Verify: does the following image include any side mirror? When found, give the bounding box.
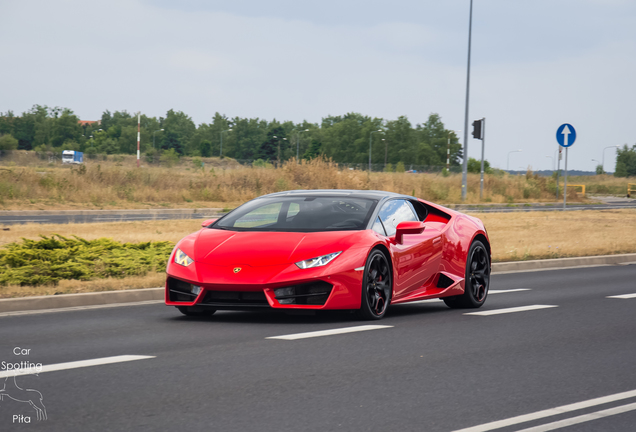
[395,221,425,244]
[201,218,218,227]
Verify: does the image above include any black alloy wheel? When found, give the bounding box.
[357,250,392,320]
[443,240,490,309]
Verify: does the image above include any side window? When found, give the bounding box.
[372,216,386,236]
[378,200,418,237]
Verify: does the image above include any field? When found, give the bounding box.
[1,152,631,211]
[1,209,635,298]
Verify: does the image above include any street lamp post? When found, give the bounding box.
[272,136,287,167]
[153,129,164,150]
[507,150,522,172]
[297,129,309,163]
[220,129,232,158]
[461,0,475,201]
[383,139,388,169]
[369,129,383,172]
[602,145,620,174]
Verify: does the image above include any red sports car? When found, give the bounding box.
[165,190,491,320]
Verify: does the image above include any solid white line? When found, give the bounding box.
[0,300,164,318]
[0,355,155,378]
[515,402,636,432]
[607,293,636,299]
[451,389,636,432]
[266,325,393,340]
[0,219,49,222]
[489,289,531,294]
[464,305,558,316]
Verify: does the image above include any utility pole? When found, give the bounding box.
[461,0,474,201]
[136,112,140,168]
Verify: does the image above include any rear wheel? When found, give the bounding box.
[356,250,392,320]
[176,306,217,317]
[443,240,490,309]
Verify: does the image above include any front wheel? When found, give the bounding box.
[356,250,392,320]
[443,240,490,309]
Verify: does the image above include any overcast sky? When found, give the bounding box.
[1,0,634,171]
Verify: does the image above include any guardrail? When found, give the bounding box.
[560,184,586,196]
[628,183,636,198]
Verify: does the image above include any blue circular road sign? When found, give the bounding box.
[556,123,576,148]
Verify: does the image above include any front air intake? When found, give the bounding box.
[274,281,333,306]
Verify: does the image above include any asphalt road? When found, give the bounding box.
[0,210,224,226]
[1,265,636,431]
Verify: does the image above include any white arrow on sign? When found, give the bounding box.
[561,125,571,147]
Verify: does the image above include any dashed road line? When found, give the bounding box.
[489,289,531,294]
[266,325,393,340]
[607,293,636,299]
[0,355,155,378]
[451,388,636,432]
[464,305,558,316]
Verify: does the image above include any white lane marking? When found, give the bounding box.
[607,293,636,299]
[451,388,636,432]
[0,355,155,378]
[464,305,558,316]
[489,289,531,294]
[0,300,163,318]
[515,402,636,432]
[93,217,156,221]
[266,325,392,340]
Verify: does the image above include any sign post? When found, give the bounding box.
[556,124,576,209]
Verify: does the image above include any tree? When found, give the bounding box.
[51,109,81,147]
[0,134,18,150]
[161,130,184,155]
[200,140,212,157]
[596,165,604,175]
[467,157,492,174]
[614,144,636,177]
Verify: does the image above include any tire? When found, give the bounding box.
[443,240,490,309]
[176,306,217,317]
[356,250,392,320]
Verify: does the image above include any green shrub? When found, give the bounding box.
[0,235,174,286]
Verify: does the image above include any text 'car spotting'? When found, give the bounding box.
[165,190,491,320]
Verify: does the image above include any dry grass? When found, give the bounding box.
[1,157,610,210]
[2,209,635,298]
[474,209,636,262]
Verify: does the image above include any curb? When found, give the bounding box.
[1,253,635,314]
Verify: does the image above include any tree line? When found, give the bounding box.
[1,105,634,176]
[0,105,463,169]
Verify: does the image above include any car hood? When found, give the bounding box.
[193,229,367,267]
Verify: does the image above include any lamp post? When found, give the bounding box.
[602,145,620,174]
[447,130,461,170]
[369,129,383,172]
[546,155,554,172]
[272,136,287,167]
[297,128,309,162]
[153,129,164,150]
[507,149,522,171]
[382,139,388,169]
[461,0,475,201]
[220,129,232,158]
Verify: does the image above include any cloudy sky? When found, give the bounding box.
[1,0,634,171]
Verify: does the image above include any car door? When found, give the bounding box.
[378,200,443,300]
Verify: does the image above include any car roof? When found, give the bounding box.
[260,189,411,200]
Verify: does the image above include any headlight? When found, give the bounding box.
[174,249,194,267]
[295,251,341,269]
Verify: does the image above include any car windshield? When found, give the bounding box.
[212,196,378,232]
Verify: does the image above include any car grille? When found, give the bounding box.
[274,281,333,306]
[200,290,269,307]
[168,278,199,303]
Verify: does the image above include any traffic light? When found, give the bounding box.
[472,119,484,140]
